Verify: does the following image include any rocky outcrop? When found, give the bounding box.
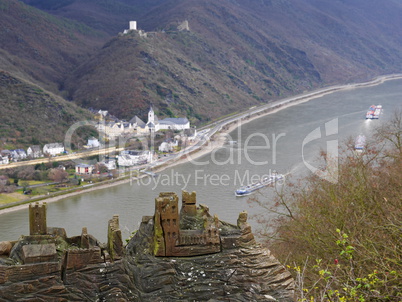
[0,194,295,301]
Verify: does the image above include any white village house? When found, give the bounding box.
[43,143,65,156]
[27,145,43,158]
[0,150,11,165]
[10,149,27,161]
[87,137,100,148]
[99,160,116,171]
[96,121,136,139]
[158,140,179,152]
[0,155,9,165]
[117,150,151,167]
[75,164,95,175]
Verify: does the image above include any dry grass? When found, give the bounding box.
[0,192,25,205]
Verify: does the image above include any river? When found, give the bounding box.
[1,79,401,242]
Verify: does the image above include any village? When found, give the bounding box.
[90,106,196,165]
[0,107,199,203]
[0,20,197,200]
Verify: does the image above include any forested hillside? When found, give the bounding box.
[61,0,402,121]
[0,71,95,149]
[1,0,402,140]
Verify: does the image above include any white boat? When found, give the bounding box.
[366,105,382,119]
[365,105,376,119]
[372,105,382,119]
[235,173,284,197]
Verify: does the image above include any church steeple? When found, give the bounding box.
[148,106,155,124]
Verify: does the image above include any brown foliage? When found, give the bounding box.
[47,168,69,183]
[0,71,97,150]
[0,183,15,193]
[255,111,402,299]
[0,175,14,193]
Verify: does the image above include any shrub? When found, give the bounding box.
[48,168,69,183]
[253,109,402,300]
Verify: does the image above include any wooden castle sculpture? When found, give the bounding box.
[0,202,124,285]
[0,194,294,301]
[152,191,253,257]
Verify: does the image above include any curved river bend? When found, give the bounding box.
[1,79,401,242]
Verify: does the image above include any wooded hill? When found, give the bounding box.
[1,0,402,147]
[0,71,96,149]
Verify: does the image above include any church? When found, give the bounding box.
[144,107,190,132]
[95,107,190,137]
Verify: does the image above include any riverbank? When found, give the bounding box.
[1,73,401,215]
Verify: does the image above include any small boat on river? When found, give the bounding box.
[235,173,284,197]
[372,105,382,119]
[365,105,376,119]
[366,105,382,119]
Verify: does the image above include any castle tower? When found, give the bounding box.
[181,190,197,216]
[129,21,137,31]
[29,202,47,235]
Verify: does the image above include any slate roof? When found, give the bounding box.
[159,118,189,125]
[129,116,146,127]
[76,164,94,168]
[44,143,64,149]
[0,150,11,156]
[28,145,41,152]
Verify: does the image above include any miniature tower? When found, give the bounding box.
[80,227,90,249]
[107,215,123,260]
[181,190,197,216]
[152,192,222,257]
[29,202,47,235]
[154,192,179,256]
